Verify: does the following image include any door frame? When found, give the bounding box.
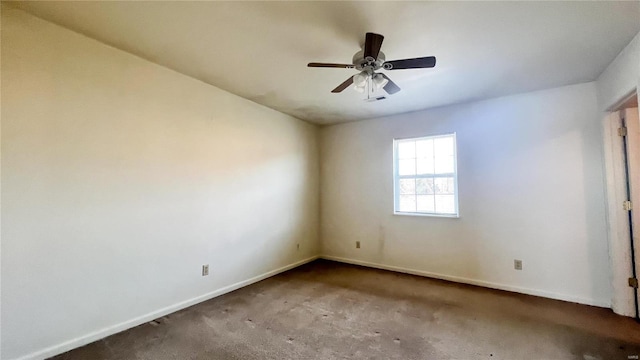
[602,91,639,318]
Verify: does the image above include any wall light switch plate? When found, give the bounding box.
[356,241,361,249]
[202,265,209,276]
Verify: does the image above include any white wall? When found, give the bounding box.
[1,8,319,360]
[320,82,610,307]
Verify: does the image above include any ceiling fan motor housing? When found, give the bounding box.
[353,50,386,73]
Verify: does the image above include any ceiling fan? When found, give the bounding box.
[308,32,436,99]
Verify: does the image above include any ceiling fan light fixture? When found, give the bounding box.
[372,73,388,89]
[354,84,366,93]
[353,71,368,87]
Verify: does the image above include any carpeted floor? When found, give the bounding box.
[51,260,640,360]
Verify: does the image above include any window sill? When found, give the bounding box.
[393,211,460,219]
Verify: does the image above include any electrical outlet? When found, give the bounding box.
[514,259,522,270]
[356,241,361,249]
[202,265,209,276]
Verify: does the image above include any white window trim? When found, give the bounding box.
[393,132,459,218]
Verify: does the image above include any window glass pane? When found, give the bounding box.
[415,139,433,158]
[397,141,416,159]
[434,177,455,194]
[416,157,434,174]
[434,137,454,156]
[416,178,434,195]
[398,159,416,176]
[399,195,416,212]
[399,179,415,194]
[394,134,457,216]
[434,155,454,174]
[435,195,455,214]
[417,195,435,212]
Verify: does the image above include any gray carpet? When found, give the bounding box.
[51,260,640,360]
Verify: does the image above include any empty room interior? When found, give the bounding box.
[2,1,640,359]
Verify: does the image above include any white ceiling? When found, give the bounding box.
[9,1,640,125]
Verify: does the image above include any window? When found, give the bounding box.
[393,133,458,217]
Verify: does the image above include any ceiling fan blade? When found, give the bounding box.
[308,62,355,69]
[380,74,401,94]
[331,76,354,93]
[364,32,384,60]
[383,56,436,70]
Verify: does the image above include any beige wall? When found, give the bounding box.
[320,82,610,307]
[1,8,319,360]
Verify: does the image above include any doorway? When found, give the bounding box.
[603,91,639,319]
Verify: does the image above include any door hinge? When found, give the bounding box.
[619,127,628,136]
[624,200,633,211]
[630,277,639,288]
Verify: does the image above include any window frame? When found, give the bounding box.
[393,132,459,218]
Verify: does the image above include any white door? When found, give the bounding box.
[623,107,640,315]
[603,107,639,317]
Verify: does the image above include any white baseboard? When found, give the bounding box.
[12,255,320,360]
[320,255,610,308]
